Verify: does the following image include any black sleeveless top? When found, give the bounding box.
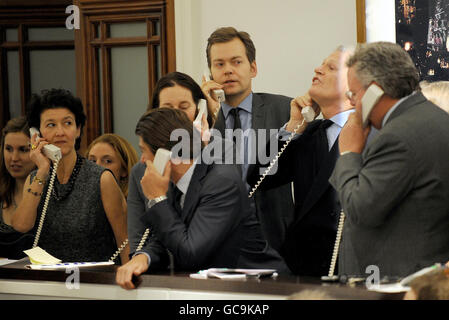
[32,157,117,262]
[0,204,34,259]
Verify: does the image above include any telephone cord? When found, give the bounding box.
[109,228,150,263]
[248,119,305,198]
[328,210,345,277]
[33,159,59,248]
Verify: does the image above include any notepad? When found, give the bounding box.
[25,261,114,270]
[190,268,278,280]
[23,247,62,265]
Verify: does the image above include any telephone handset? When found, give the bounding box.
[28,127,61,249]
[193,99,208,128]
[204,72,225,103]
[361,83,384,127]
[129,148,172,257]
[248,105,317,198]
[29,127,62,161]
[153,148,172,175]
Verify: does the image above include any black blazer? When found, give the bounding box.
[141,162,288,273]
[214,92,296,253]
[248,120,340,276]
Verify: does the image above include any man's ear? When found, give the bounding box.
[250,61,258,78]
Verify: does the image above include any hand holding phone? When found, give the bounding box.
[193,99,208,127]
[141,148,172,200]
[29,127,62,162]
[203,72,225,103]
[361,83,384,127]
[153,148,172,175]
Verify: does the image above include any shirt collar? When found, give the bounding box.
[328,109,354,128]
[381,93,413,128]
[175,157,199,195]
[221,92,253,119]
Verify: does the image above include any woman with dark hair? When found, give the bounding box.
[150,71,216,128]
[0,117,35,259]
[12,88,129,263]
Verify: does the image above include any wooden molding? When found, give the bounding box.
[356,0,366,43]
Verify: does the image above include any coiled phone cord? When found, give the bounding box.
[109,228,150,263]
[33,159,60,248]
[248,119,306,198]
[327,210,345,278]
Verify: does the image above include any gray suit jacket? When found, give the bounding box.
[329,92,449,277]
[214,92,296,253]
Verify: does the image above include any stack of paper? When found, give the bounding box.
[26,261,114,270]
[190,268,278,280]
[23,247,61,265]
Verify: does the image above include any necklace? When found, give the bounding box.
[51,154,84,201]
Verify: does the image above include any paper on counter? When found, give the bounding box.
[0,258,18,266]
[367,283,410,293]
[190,268,278,280]
[25,261,114,270]
[23,247,62,265]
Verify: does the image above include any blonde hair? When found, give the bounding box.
[86,134,138,198]
[420,81,449,113]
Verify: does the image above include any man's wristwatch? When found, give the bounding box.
[147,195,168,209]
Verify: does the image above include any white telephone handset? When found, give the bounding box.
[27,128,61,250]
[153,148,172,175]
[361,84,384,127]
[301,106,315,123]
[248,104,317,198]
[204,72,225,103]
[29,127,62,161]
[106,149,172,263]
[131,148,172,258]
[193,99,208,127]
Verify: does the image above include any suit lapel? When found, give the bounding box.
[296,138,340,222]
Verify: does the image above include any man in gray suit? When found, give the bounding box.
[330,42,449,277]
[201,27,295,254]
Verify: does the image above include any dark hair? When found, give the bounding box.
[0,116,31,208]
[135,108,204,160]
[206,27,256,68]
[26,88,86,150]
[150,72,215,127]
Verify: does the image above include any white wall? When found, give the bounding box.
[366,0,396,43]
[175,0,357,98]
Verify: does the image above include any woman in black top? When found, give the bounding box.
[0,117,36,259]
[12,89,129,263]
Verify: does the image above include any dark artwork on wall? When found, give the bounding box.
[396,0,449,81]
